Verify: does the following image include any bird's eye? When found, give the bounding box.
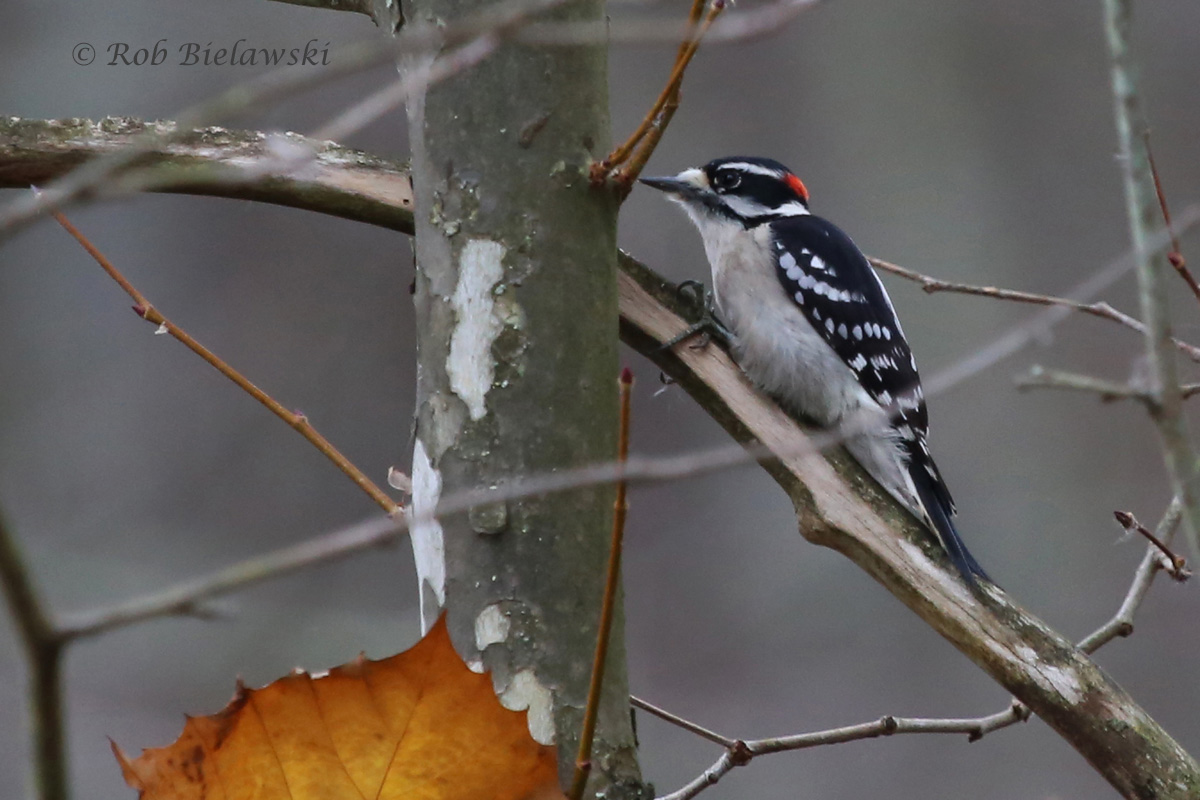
[713,170,741,192]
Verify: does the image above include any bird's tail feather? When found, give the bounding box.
[911,468,990,585]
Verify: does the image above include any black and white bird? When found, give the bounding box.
[642,156,988,584]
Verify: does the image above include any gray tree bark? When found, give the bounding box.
[399,1,645,795]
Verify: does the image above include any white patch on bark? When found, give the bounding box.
[475,604,511,650]
[499,669,556,745]
[895,538,972,601]
[1036,664,1084,704]
[447,239,506,421]
[407,439,445,631]
[1015,645,1084,704]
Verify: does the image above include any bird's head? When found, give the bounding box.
[640,156,810,227]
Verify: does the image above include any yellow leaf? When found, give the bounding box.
[113,615,562,800]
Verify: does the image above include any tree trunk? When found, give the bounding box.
[401,3,645,796]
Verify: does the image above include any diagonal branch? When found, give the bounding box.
[50,209,402,516]
[647,497,1187,800]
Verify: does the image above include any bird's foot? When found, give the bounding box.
[659,280,733,352]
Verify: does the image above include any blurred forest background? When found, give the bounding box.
[2,0,1199,797]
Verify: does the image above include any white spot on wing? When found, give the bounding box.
[853,325,863,340]
[837,323,848,338]
[825,317,835,334]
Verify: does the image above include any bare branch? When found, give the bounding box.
[1015,365,1148,403]
[0,512,67,800]
[518,0,822,47]
[571,369,636,800]
[869,255,1200,363]
[50,210,403,516]
[630,696,738,749]
[652,496,1187,800]
[0,0,563,238]
[650,705,1035,800]
[1112,508,1190,582]
[56,516,402,641]
[0,118,415,231]
[1103,0,1200,557]
[601,0,727,191]
[1143,130,1198,304]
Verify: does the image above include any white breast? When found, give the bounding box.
[699,221,873,427]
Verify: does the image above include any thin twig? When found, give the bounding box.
[630,695,737,749]
[869,256,1200,364]
[601,0,708,171]
[616,0,726,189]
[517,0,821,47]
[1080,497,1185,653]
[570,368,635,800]
[653,706,1033,800]
[49,209,401,515]
[1018,369,1200,403]
[0,512,67,800]
[56,516,402,640]
[1113,509,1190,581]
[597,0,726,190]
[1015,365,1148,403]
[1143,130,1197,305]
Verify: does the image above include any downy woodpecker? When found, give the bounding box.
[642,156,988,584]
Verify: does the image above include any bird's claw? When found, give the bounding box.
[657,280,733,352]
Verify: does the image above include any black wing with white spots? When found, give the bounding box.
[768,214,927,436]
[767,215,988,581]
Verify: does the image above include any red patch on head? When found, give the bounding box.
[784,173,809,203]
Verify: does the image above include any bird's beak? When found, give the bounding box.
[639,168,708,197]
[639,176,692,194]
